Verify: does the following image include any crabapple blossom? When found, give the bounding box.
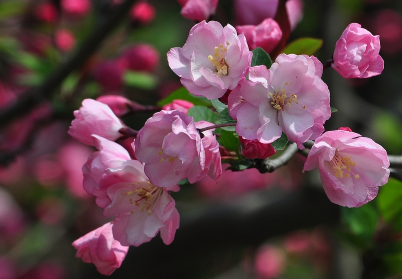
[68,99,125,146]
[236,18,282,53]
[303,130,390,207]
[81,135,181,246]
[228,54,330,149]
[332,23,384,78]
[72,222,129,276]
[177,0,218,22]
[134,110,222,188]
[167,20,252,100]
[61,0,91,17]
[239,137,276,159]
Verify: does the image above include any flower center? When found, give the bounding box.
[331,151,359,179]
[126,184,164,215]
[208,42,230,77]
[269,89,299,111]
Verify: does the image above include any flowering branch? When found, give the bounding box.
[253,143,299,173]
[0,0,137,128]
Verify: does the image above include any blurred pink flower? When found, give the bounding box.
[68,99,125,146]
[93,60,125,91]
[35,2,58,23]
[239,137,276,159]
[72,222,129,276]
[229,54,330,149]
[236,18,282,53]
[55,29,76,52]
[0,188,25,238]
[120,44,159,72]
[254,245,286,279]
[0,258,16,279]
[61,0,91,17]
[168,20,252,100]
[177,0,218,22]
[234,0,303,30]
[372,10,402,55]
[130,2,155,24]
[303,130,390,207]
[162,99,194,114]
[332,23,384,78]
[135,110,221,188]
[96,95,133,118]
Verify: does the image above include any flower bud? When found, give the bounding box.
[162,100,194,114]
[55,29,76,52]
[120,44,159,72]
[130,2,155,24]
[239,137,276,159]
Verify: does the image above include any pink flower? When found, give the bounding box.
[120,44,159,72]
[162,99,194,114]
[55,29,76,52]
[239,137,276,159]
[168,20,252,100]
[236,18,282,53]
[332,23,384,78]
[130,2,155,24]
[72,222,129,276]
[35,3,58,23]
[93,60,124,91]
[234,0,303,30]
[61,0,91,17]
[254,245,286,279]
[96,95,133,118]
[177,0,218,22]
[134,110,221,188]
[68,99,125,146]
[303,130,390,207]
[228,54,330,149]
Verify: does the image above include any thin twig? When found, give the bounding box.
[253,142,299,173]
[0,0,138,128]
[198,123,236,133]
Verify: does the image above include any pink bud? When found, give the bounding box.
[130,2,155,24]
[178,0,218,22]
[239,137,276,159]
[254,245,286,279]
[93,60,124,91]
[236,18,282,53]
[61,0,91,17]
[338,127,352,132]
[332,23,384,78]
[72,222,129,276]
[162,100,194,114]
[96,95,133,118]
[35,3,58,23]
[55,29,76,52]
[120,44,159,72]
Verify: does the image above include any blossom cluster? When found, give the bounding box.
[68,4,390,276]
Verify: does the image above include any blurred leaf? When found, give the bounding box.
[225,159,252,171]
[158,87,211,107]
[282,38,323,56]
[373,112,402,154]
[61,74,80,93]
[0,37,20,55]
[216,108,236,131]
[220,130,240,152]
[123,71,158,90]
[341,202,378,248]
[251,47,273,68]
[18,73,44,86]
[331,107,338,113]
[271,133,288,150]
[0,1,25,18]
[377,178,402,231]
[12,52,52,74]
[337,0,363,15]
[178,178,189,186]
[211,99,227,113]
[187,106,217,123]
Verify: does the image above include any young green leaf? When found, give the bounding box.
[282,38,323,56]
[220,130,240,152]
[211,99,227,113]
[157,87,211,107]
[251,47,273,68]
[271,133,288,150]
[187,106,217,123]
[216,108,236,131]
[123,71,158,90]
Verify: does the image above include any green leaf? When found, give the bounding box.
[187,106,217,123]
[178,178,189,186]
[271,133,288,150]
[251,47,273,68]
[282,38,323,56]
[226,159,252,171]
[123,71,158,90]
[331,107,338,113]
[0,1,25,18]
[157,87,211,107]
[341,202,378,248]
[11,52,52,74]
[216,108,236,131]
[211,99,227,113]
[220,130,240,152]
[377,178,402,231]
